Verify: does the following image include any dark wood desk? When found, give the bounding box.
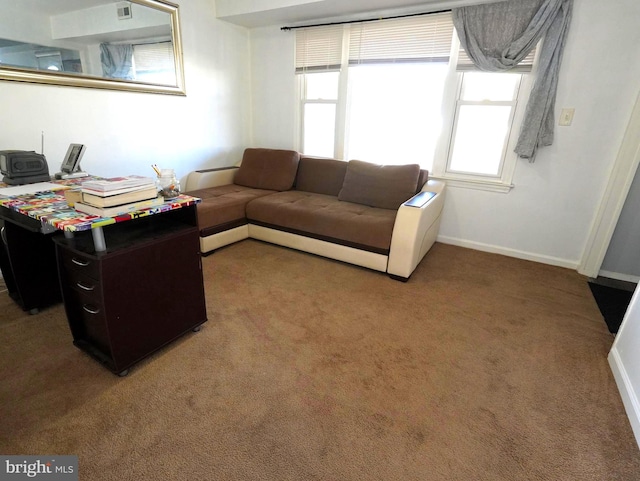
[0,182,207,375]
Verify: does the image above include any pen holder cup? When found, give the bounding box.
[156,169,180,200]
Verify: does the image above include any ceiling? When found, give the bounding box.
[215,0,490,28]
[14,0,490,28]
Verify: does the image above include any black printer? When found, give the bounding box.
[0,150,51,185]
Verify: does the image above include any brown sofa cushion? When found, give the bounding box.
[417,169,429,193]
[234,148,300,191]
[295,156,348,196]
[188,184,276,233]
[246,191,397,253]
[338,160,421,209]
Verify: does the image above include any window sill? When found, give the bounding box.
[430,175,514,193]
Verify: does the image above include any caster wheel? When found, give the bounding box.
[192,325,202,332]
[117,369,129,377]
[28,308,39,315]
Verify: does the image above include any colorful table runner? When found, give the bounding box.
[0,178,200,232]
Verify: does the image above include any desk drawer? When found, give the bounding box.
[66,270,101,298]
[58,249,99,280]
[70,276,100,297]
[64,288,110,356]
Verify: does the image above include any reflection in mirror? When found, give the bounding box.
[0,0,185,95]
[0,40,82,72]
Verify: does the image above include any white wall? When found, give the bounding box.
[250,26,297,149]
[3,4,54,45]
[0,0,252,185]
[609,283,640,449]
[248,0,640,269]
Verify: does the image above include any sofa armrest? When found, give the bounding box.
[387,179,446,280]
[404,191,436,208]
[185,166,239,191]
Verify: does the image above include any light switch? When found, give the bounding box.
[559,108,575,126]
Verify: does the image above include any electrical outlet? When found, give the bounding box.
[559,108,575,126]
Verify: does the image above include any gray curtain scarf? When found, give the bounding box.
[100,43,134,80]
[452,0,573,161]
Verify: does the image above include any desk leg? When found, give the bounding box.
[0,220,61,311]
[0,225,19,297]
[92,227,106,252]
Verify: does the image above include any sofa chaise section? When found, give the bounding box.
[186,148,300,252]
[186,183,276,250]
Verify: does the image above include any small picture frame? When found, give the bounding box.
[60,144,86,174]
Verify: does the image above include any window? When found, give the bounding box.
[295,13,537,192]
[346,63,448,165]
[301,72,339,159]
[132,42,176,85]
[447,72,521,177]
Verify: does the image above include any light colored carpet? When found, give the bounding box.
[0,240,638,480]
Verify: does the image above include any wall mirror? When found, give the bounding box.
[0,0,185,95]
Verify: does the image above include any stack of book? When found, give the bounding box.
[74,175,163,217]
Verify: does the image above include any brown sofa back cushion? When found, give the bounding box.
[295,156,348,196]
[417,169,429,193]
[338,160,421,210]
[234,148,300,191]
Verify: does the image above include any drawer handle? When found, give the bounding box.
[72,258,90,267]
[76,281,95,292]
[82,304,100,315]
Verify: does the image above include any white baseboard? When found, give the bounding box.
[598,270,640,284]
[608,348,640,449]
[436,235,579,270]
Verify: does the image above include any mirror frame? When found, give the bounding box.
[0,0,186,95]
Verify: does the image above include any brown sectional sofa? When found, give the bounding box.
[185,148,446,281]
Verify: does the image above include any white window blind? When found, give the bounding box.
[133,42,175,72]
[295,12,455,72]
[457,44,537,72]
[349,12,454,65]
[295,25,344,73]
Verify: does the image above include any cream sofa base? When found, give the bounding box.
[200,225,249,254]
[249,224,389,272]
